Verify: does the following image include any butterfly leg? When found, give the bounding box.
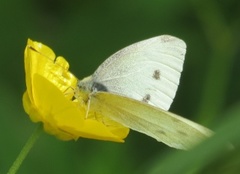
[85,96,91,119]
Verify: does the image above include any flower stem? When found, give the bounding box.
[7,124,42,174]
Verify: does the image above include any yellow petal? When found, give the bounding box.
[23,39,129,142]
[32,74,128,142]
[30,74,83,140]
[22,91,42,122]
[24,39,77,103]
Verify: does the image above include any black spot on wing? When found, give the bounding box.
[153,70,160,80]
[158,130,167,136]
[177,130,188,136]
[91,82,108,92]
[142,94,151,103]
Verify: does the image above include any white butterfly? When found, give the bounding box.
[76,35,212,150]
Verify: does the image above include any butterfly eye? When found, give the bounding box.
[91,82,108,92]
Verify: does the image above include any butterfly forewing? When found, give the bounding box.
[92,35,186,110]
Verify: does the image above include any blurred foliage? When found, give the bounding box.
[0,0,240,173]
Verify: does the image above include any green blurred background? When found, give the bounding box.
[1,0,240,173]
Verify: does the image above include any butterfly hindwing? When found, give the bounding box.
[91,92,212,150]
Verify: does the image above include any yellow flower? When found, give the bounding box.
[23,39,129,142]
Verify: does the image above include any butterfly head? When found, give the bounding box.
[76,75,109,103]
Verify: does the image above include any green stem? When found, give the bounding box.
[7,125,42,174]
